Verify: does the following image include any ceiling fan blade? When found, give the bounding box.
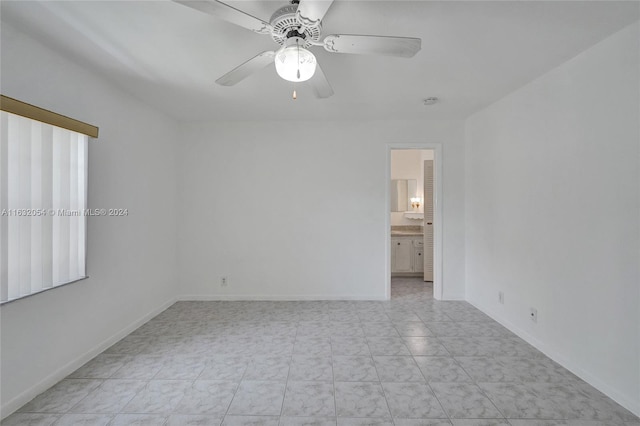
[173,0,273,34]
[215,51,275,86]
[323,34,421,58]
[310,64,334,99]
[296,0,334,28]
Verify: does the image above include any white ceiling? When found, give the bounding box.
[2,1,638,122]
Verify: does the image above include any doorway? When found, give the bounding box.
[386,144,443,300]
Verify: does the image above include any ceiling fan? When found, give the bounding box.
[173,0,422,98]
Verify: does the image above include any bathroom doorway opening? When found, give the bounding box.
[387,145,443,300]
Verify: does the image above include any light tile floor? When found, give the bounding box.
[3,278,639,426]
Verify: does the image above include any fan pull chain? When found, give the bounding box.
[292,89,297,100]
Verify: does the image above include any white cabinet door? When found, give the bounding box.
[391,238,413,272]
[414,248,424,273]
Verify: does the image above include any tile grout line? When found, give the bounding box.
[276,317,298,422]
[330,330,338,425]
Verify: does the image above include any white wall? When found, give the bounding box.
[465,22,640,415]
[0,24,179,416]
[177,120,465,300]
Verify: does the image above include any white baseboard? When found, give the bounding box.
[178,294,388,301]
[466,297,640,418]
[0,297,177,420]
[441,293,466,301]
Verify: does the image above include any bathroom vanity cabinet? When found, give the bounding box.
[391,236,424,276]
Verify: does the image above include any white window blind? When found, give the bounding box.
[0,111,88,303]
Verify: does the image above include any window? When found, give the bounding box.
[1,97,97,303]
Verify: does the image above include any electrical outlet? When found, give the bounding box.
[221,276,228,287]
[530,307,538,323]
[498,291,504,304]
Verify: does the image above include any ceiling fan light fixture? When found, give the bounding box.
[275,38,317,82]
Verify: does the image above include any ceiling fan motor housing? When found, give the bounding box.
[269,3,321,48]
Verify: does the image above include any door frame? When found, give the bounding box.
[386,143,444,300]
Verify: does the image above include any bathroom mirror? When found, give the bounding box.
[391,179,417,212]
